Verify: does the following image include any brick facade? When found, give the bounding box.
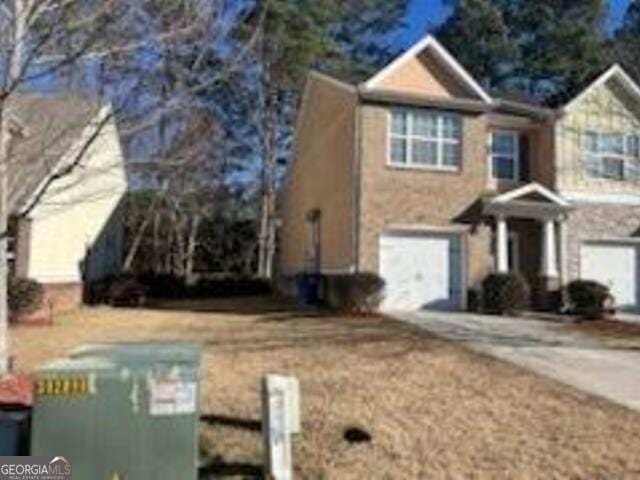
[357,103,495,290]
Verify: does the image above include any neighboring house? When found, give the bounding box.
[280,34,640,312]
[7,93,127,312]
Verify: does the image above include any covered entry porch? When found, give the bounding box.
[483,183,573,310]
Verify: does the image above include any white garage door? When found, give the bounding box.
[379,232,464,311]
[581,242,639,310]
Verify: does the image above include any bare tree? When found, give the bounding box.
[0,0,253,373]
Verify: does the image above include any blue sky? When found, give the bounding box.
[394,0,632,47]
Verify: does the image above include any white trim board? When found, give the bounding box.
[562,64,640,113]
[491,182,571,208]
[560,190,640,206]
[383,224,470,235]
[362,34,493,104]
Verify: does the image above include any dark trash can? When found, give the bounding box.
[296,273,321,305]
[0,405,31,456]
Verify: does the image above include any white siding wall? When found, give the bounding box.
[26,107,127,283]
[556,79,640,195]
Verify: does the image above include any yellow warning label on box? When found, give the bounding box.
[36,377,89,396]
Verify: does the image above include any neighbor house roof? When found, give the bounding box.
[561,64,640,112]
[6,92,102,213]
[311,35,635,121]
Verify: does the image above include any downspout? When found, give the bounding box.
[352,95,363,274]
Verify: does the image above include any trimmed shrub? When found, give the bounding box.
[482,272,530,314]
[567,280,614,320]
[189,277,271,298]
[136,273,185,298]
[9,277,45,316]
[325,272,385,312]
[108,277,149,307]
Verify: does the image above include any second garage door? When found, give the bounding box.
[379,231,464,311]
[581,241,640,311]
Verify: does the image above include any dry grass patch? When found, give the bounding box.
[10,296,640,479]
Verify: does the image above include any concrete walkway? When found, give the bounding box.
[395,310,640,412]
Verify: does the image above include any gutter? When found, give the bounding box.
[351,95,363,274]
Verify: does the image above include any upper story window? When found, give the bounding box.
[584,131,640,182]
[491,130,520,181]
[389,109,462,170]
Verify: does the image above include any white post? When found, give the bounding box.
[496,216,509,273]
[558,218,570,307]
[541,219,559,278]
[262,374,300,480]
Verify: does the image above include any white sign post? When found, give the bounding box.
[262,374,300,480]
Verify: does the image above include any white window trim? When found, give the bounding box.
[583,131,640,182]
[489,129,520,181]
[387,109,461,171]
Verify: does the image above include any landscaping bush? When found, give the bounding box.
[188,276,272,298]
[567,280,614,320]
[324,272,385,312]
[136,273,186,298]
[482,272,530,314]
[108,277,149,307]
[8,277,45,316]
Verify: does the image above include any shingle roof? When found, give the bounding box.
[6,92,101,212]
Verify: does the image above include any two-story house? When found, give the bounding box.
[279,34,640,312]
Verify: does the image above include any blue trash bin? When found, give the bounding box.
[296,274,320,305]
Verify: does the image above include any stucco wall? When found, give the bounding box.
[27,109,127,284]
[565,203,640,280]
[357,104,494,289]
[556,79,640,195]
[279,74,357,275]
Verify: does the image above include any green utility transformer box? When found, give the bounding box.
[31,342,201,480]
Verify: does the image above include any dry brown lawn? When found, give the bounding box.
[10,296,640,479]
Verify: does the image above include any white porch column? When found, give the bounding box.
[496,216,509,273]
[541,219,559,278]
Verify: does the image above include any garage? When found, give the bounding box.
[581,241,640,311]
[379,230,465,311]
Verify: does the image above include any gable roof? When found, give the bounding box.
[490,182,571,208]
[6,92,102,213]
[362,34,493,104]
[562,64,640,112]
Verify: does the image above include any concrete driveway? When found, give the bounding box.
[395,310,640,412]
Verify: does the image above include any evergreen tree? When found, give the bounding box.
[230,0,409,278]
[437,0,608,103]
[505,0,607,102]
[612,1,640,80]
[435,0,517,90]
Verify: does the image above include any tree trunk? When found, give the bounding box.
[152,211,161,274]
[257,90,278,280]
[0,0,30,374]
[122,197,158,272]
[0,108,10,375]
[185,214,200,285]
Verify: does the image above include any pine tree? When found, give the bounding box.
[612,1,640,80]
[506,0,607,102]
[436,0,517,90]
[231,0,409,278]
[437,0,608,103]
